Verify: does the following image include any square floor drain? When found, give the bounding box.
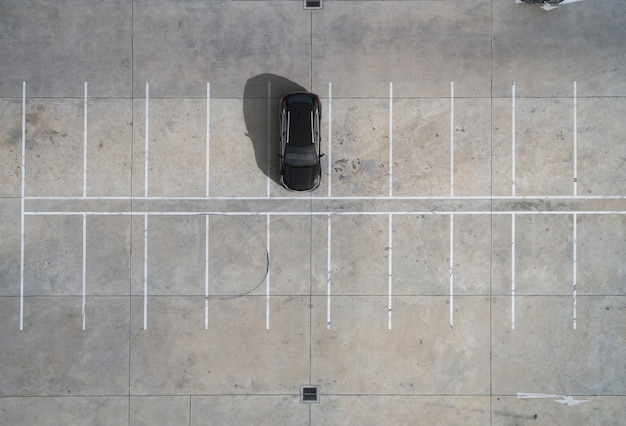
[301,385,320,403]
[304,0,323,10]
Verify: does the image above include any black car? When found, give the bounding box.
[279,92,323,191]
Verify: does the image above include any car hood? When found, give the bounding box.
[282,165,320,191]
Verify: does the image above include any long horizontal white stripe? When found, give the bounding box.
[23,195,626,201]
[24,210,626,216]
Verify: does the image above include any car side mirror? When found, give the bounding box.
[319,153,325,158]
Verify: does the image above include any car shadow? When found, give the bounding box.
[243,74,306,185]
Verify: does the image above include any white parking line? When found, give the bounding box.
[449,213,454,329]
[143,213,148,330]
[266,214,270,329]
[20,81,26,331]
[206,82,210,198]
[389,82,393,197]
[572,213,577,329]
[267,82,271,198]
[205,214,209,330]
[144,83,150,197]
[512,81,516,196]
[450,82,455,197]
[327,82,332,197]
[388,213,393,330]
[24,210,626,217]
[573,81,578,196]
[326,213,332,329]
[22,194,626,201]
[82,214,87,330]
[511,213,516,330]
[83,82,88,198]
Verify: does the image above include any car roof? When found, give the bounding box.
[287,101,314,147]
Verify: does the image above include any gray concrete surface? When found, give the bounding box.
[1,0,625,425]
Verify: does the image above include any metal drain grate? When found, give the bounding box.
[304,0,323,10]
[301,385,320,403]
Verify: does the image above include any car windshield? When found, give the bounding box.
[284,144,317,167]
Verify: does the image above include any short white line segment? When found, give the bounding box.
[573,81,578,196]
[327,214,332,329]
[143,214,148,330]
[388,213,393,329]
[20,81,26,331]
[572,213,577,329]
[144,83,150,197]
[206,82,210,198]
[327,82,332,197]
[389,82,393,197]
[450,82,455,197]
[267,82,271,198]
[205,214,210,330]
[512,213,516,330]
[512,81,516,196]
[449,213,454,329]
[83,82,88,198]
[266,214,270,329]
[82,214,87,330]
